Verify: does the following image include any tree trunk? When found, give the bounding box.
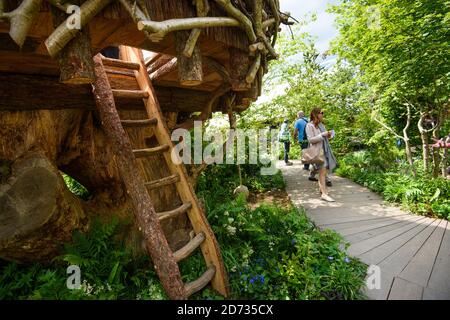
[92,55,186,299]
[432,112,443,178]
[418,113,430,173]
[403,104,416,176]
[51,5,95,84]
[0,96,191,264]
[229,47,251,91]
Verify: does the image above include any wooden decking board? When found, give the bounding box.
[377,219,440,275]
[388,277,423,300]
[279,160,450,300]
[357,218,436,265]
[337,215,415,236]
[426,220,450,296]
[345,216,426,248]
[399,219,447,288]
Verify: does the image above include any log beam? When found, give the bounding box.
[45,0,113,58]
[175,30,203,86]
[50,5,95,84]
[0,73,212,112]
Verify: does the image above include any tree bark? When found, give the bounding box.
[50,5,95,84]
[92,54,186,299]
[229,47,251,91]
[175,30,203,86]
[418,113,431,173]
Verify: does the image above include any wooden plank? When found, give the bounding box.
[133,145,170,158]
[388,277,423,300]
[144,174,180,190]
[158,202,192,222]
[345,216,425,246]
[347,216,427,257]
[314,210,410,227]
[333,215,412,234]
[398,219,447,288]
[173,232,206,262]
[426,220,450,296]
[101,56,140,70]
[112,89,149,99]
[121,118,158,127]
[358,218,436,265]
[378,219,441,276]
[184,265,216,297]
[120,46,229,297]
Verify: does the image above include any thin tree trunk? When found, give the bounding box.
[432,110,444,178]
[403,104,416,176]
[418,113,430,173]
[92,54,186,299]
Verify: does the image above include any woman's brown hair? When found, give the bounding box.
[310,107,322,124]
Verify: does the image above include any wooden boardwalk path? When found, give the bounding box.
[278,160,450,300]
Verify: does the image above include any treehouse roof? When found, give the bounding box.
[0,0,291,114]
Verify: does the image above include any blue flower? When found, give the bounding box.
[328,256,334,261]
[249,278,255,284]
[291,239,297,245]
[259,275,265,284]
[344,257,350,263]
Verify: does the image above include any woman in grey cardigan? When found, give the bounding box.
[305,108,337,202]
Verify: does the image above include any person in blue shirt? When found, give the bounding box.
[294,111,310,170]
[278,119,293,166]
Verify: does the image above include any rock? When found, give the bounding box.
[233,185,249,199]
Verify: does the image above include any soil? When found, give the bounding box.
[247,188,292,210]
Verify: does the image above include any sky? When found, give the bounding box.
[279,0,339,54]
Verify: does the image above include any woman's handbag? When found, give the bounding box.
[301,146,325,164]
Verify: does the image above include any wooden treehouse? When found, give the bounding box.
[0,0,292,299]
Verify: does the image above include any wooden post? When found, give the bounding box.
[50,5,95,84]
[229,47,250,91]
[92,54,186,300]
[175,30,203,86]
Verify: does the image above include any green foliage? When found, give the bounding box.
[62,173,90,200]
[193,164,368,300]
[0,218,167,300]
[337,151,450,220]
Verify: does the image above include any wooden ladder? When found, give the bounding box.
[93,46,229,298]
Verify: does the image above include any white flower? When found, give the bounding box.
[226,225,236,235]
[224,211,229,216]
[228,217,234,223]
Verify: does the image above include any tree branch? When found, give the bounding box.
[213,0,257,43]
[0,0,43,47]
[137,17,241,42]
[183,0,210,58]
[45,0,113,58]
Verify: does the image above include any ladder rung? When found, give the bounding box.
[157,202,192,222]
[173,232,205,262]
[184,265,216,297]
[121,118,158,127]
[144,173,180,190]
[101,56,141,70]
[133,145,170,158]
[112,89,149,99]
